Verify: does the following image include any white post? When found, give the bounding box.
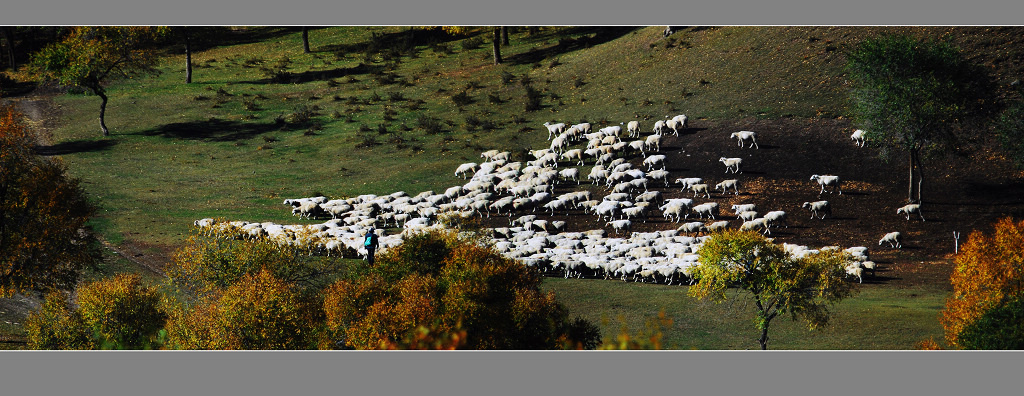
[953,231,961,254]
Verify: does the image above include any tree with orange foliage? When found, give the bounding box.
[941,217,1024,348]
[1,104,100,297]
[323,229,600,349]
[29,26,168,136]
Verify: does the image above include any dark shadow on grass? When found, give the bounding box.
[506,27,640,66]
[170,27,302,54]
[238,63,385,85]
[137,119,288,142]
[34,139,118,155]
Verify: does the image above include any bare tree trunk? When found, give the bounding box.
[914,149,924,203]
[302,27,311,53]
[501,26,509,46]
[492,27,502,65]
[184,27,193,84]
[1,27,15,71]
[908,151,915,203]
[97,89,110,136]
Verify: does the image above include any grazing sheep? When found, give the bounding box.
[627,121,641,137]
[802,200,831,219]
[740,218,770,235]
[896,204,925,221]
[543,122,566,140]
[738,211,759,222]
[653,120,667,135]
[676,177,703,190]
[671,114,688,129]
[715,179,740,195]
[731,203,757,215]
[645,134,662,152]
[678,221,706,235]
[879,231,902,248]
[706,220,729,233]
[763,211,788,229]
[454,162,477,179]
[851,129,866,147]
[607,219,632,235]
[646,170,671,187]
[730,131,759,149]
[561,149,585,166]
[845,263,864,283]
[810,174,842,195]
[690,183,711,198]
[643,154,667,171]
[719,157,742,173]
[665,119,683,136]
[558,168,581,184]
[692,202,719,220]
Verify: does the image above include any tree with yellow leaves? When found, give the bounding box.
[941,217,1024,349]
[689,230,855,350]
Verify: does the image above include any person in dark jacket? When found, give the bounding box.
[364,225,379,265]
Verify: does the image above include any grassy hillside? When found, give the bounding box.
[8,25,1024,349]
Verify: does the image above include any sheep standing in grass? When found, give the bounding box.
[802,200,831,219]
[851,129,866,147]
[719,157,742,173]
[607,219,632,235]
[897,204,925,221]
[810,174,842,195]
[645,134,662,152]
[455,162,477,179]
[879,231,902,248]
[543,122,566,140]
[627,121,641,138]
[730,131,759,149]
[643,154,666,171]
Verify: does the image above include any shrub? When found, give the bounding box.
[75,274,166,349]
[500,71,515,86]
[323,229,600,349]
[451,91,473,107]
[24,292,92,350]
[417,115,444,135]
[524,85,543,112]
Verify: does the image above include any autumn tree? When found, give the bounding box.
[29,26,169,136]
[846,34,989,203]
[164,268,323,350]
[941,217,1024,348]
[689,230,855,350]
[25,274,166,349]
[1,104,100,297]
[323,229,600,350]
[956,296,1024,350]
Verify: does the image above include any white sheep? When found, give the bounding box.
[851,129,866,147]
[671,114,688,129]
[643,154,666,171]
[719,157,742,174]
[706,220,729,233]
[737,211,759,222]
[802,200,831,219]
[665,119,683,136]
[627,121,641,138]
[731,203,756,215]
[561,149,585,166]
[740,218,770,235]
[645,134,662,152]
[652,120,667,135]
[810,174,842,195]
[676,177,703,190]
[896,204,925,221]
[690,183,711,198]
[558,168,581,184]
[607,219,632,235]
[692,202,719,220]
[678,221,706,235]
[763,211,788,229]
[730,131,759,149]
[543,122,566,140]
[715,179,739,195]
[646,170,671,187]
[879,231,902,248]
[454,162,477,179]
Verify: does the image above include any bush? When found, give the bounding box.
[417,115,444,135]
[24,292,92,350]
[451,91,473,107]
[75,274,166,349]
[323,229,600,349]
[524,85,543,112]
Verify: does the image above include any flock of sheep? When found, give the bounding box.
[194,121,920,286]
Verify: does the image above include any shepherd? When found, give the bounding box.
[364,224,380,265]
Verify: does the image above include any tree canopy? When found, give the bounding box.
[846,33,990,202]
[1,104,100,297]
[941,217,1024,348]
[689,230,855,350]
[29,26,168,136]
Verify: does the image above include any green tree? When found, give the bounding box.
[689,230,855,350]
[846,34,989,203]
[957,296,1024,350]
[1,104,100,297]
[75,273,166,349]
[29,26,168,136]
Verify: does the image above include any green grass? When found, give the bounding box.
[542,278,949,349]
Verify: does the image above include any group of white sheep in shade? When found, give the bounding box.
[191,119,922,287]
